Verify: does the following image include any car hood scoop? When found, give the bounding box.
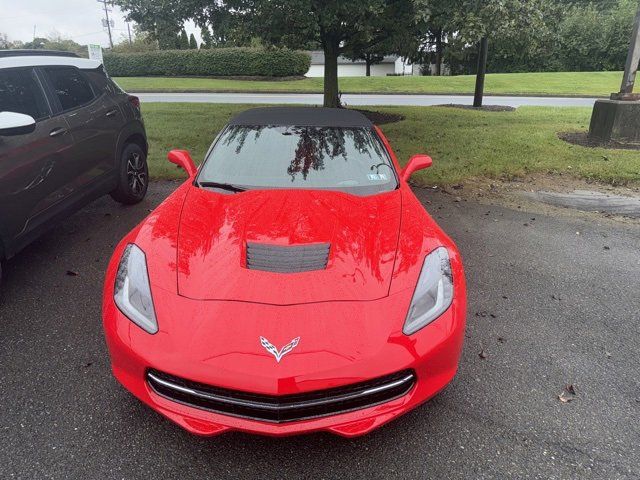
[246,242,330,273]
[176,187,402,305]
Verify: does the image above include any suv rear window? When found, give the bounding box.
[44,66,95,111]
[84,66,122,95]
[0,68,49,120]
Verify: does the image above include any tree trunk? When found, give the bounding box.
[323,41,340,108]
[473,37,489,108]
[435,29,443,76]
[366,56,372,77]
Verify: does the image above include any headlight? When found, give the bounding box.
[403,247,454,335]
[114,244,158,334]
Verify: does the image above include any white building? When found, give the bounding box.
[305,51,416,77]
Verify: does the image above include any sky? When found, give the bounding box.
[0,0,201,48]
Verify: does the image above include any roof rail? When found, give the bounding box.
[0,50,81,59]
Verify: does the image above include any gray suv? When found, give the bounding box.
[0,50,149,281]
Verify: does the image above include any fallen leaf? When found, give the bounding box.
[479,350,487,359]
[558,392,574,403]
[565,384,576,395]
[66,270,79,277]
[603,246,610,250]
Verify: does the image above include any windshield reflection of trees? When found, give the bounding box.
[221,126,386,181]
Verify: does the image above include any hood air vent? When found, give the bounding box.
[246,242,330,273]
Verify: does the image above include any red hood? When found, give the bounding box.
[176,187,402,305]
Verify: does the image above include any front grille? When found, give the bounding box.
[246,242,330,273]
[147,369,416,423]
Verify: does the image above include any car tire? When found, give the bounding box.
[110,143,149,205]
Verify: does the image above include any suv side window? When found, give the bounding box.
[44,66,95,111]
[0,68,49,120]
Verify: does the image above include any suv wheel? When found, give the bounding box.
[110,143,149,205]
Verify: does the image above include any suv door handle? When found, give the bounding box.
[49,127,67,137]
[105,109,118,117]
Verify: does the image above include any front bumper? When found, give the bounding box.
[103,284,466,438]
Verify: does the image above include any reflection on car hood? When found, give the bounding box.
[176,187,402,305]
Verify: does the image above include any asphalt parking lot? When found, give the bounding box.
[1,181,638,479]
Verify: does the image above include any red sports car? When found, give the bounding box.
[102,107,466,437]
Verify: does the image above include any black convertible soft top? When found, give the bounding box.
[227,107,373,128]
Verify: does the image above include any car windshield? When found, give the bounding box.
[197,125,398,196]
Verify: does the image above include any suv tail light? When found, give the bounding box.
[127,95,140,109]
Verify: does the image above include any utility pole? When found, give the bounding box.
[617,2,640,99]
[588,1,640,145]
[33,25,36,41]
[98,0,114,49]
[127,22,132,45]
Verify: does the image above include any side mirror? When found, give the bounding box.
[167,149,197,178]
[0,112,36,136]
[401,154,432,182]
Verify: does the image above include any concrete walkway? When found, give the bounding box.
[135,92,599,107]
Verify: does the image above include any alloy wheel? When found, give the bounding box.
[126,152,147,196]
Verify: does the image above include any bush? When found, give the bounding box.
[104,48,311,77]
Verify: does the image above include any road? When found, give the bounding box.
[134,92,599,107]
[0,182,638,479]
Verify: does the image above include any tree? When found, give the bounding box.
[176,29,189,49]
[342,1,418,77]
[117,0,421,106]
[557,0,635,71]
[17,33,86,56]
[222,0,422,107]
[410,1,459,76]
[0,33,10,49]
[21,37,48,49]
[429,0,629,75]
[115,0,186,49]
[442,0,549,105]
[112,29,159,53]
[192,0,253,46]
[200,27,213,48]
[189,33,198,49]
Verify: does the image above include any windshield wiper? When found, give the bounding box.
[198,181,247,193]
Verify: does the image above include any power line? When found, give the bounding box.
[72,30,111,38]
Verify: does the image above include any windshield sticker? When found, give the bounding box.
[368,173,388,181]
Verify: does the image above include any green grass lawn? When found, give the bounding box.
[117,71,629,97]
[142,103,640,187]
